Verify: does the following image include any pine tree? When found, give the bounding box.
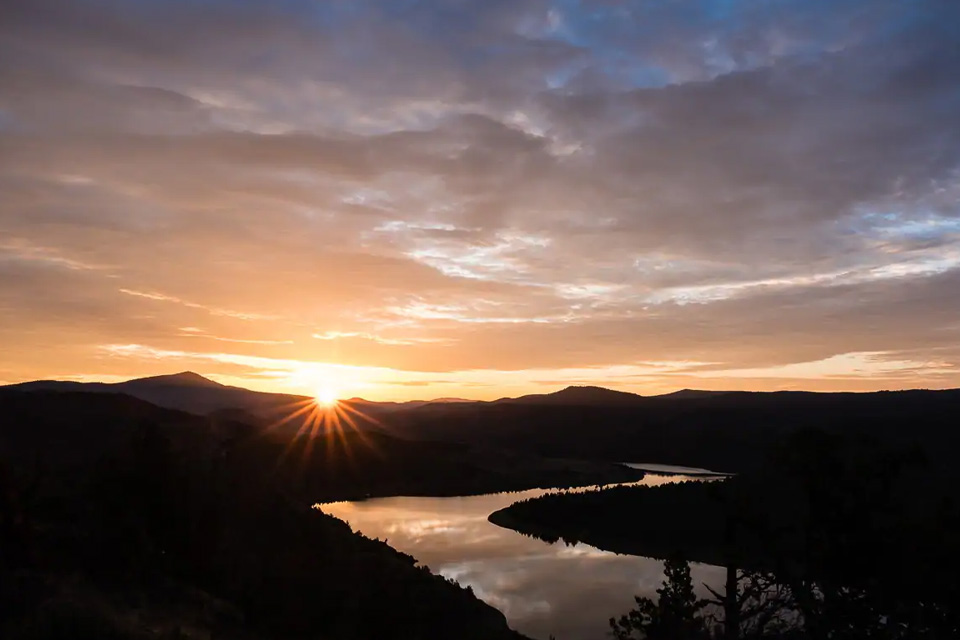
[610,557,709,640]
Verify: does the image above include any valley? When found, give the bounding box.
[3,373,960,639]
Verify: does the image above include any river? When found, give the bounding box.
[321,464,726,640]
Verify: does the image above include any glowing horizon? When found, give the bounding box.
[3,347,957,403]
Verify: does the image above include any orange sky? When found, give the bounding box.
[2,0,960,400]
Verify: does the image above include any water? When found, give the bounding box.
[624,462,731,475]
[321,465,726,640]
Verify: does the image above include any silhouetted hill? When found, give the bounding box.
[8,376,960,476]
[115,373,309,416]
[123,370,225,388]
[497,385,645,406]
[388,388,960,474]
[651,388,732,400]
[342,397,468,411]
[0,374,468,429]
[2,371,308,417]
[0,390,642,501]
[3,379,112,392]
[0,391,530,640]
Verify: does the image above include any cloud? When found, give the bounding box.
[2,0,960,397]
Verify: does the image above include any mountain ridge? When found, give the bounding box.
[3,374,661,412]
[496,385,646,406]
[124,370,226,387]
[1,371,307,416]
[5,373,960,412]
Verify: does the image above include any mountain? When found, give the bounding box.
[1,373,469,437]
[7,375,960,476]
[122,371,225,388]
[1,373,471,420]
[497,385,645,406]
[652,388,733,400]
[0,390,642,502]
[2,371,309,417]
[115,371,309,415]
[342,397,469,411]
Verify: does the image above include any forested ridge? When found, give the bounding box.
[492,430,960,638]
[0,391,530,640]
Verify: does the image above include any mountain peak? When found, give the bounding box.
[501,385,644,406]
[124,371,224,388]
[558,385,620,394]
[555,385,643,400]
[173,370,213,382]
[655,389,732,400]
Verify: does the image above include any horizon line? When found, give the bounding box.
[1,370,955,404]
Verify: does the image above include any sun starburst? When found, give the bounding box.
[315,385,339,407]
[261,389,385,472]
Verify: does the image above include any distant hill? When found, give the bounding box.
[123,370,225,388]
[6,375,960,475]
[651,388,733,400]
[387,387,960,474]
[497,385,645,406]
[3,371,310,417]
[0,390,642,502]
[343,396,472,411]
[1,373,475,437]
[1,373,472,420]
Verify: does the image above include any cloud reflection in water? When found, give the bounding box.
[323,474,725,640]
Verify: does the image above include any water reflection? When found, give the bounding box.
[322,470,725,640]
[625,462,731,475]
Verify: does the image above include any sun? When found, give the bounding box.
[315,385,339,407]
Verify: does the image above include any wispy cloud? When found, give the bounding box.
[119,289,278,321]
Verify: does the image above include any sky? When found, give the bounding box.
[2,0,960,400]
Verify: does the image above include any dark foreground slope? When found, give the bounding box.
[0,391,529,640]
[390,388,960,473]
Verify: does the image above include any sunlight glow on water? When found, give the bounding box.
[322,468,725,640]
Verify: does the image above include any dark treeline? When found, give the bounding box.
[232,425,644,503]
[493,429,960,638]
[392,389,960,474]
[0,391,530,640]
[6,385,960,639]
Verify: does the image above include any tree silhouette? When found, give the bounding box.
[610,557,709,640]
[600,429,960,639]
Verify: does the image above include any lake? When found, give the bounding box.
[321,465,726,640]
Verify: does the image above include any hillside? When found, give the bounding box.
[0,390,531,640]
[0,389,643,502]
[7,375,960,477]
[386,388,960,473]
